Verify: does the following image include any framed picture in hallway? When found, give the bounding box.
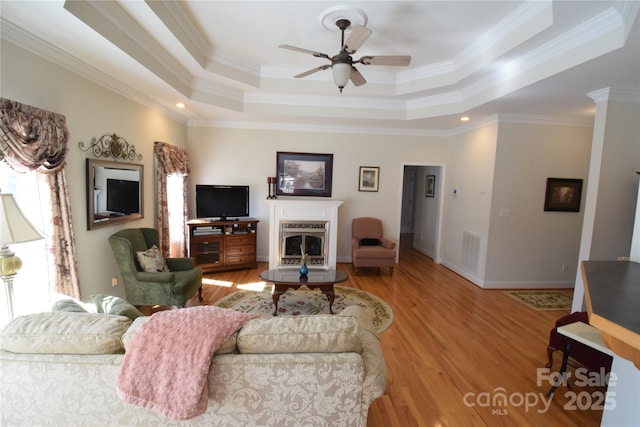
[276,152,333,197]
[425,175,435,197]
[358,166,379,192]
[544,178,583,212]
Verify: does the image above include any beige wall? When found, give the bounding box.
[186,126,450,262]
[3,39,615,301]
[1,40,187,301]
[486,121,593,287]
[440,122,499,283]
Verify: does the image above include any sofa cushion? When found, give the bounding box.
[92,294,144,321]
[121,315,238,355]
[52,298,90,313]
[1,312,131,354]
[237,315,362,354]
[136,244,169,272]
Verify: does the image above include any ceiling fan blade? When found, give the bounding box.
[294,64,332,78]
[357,55,412,66]
[279,45,331,60]
[350,67,367,86]
[342,25,372,54]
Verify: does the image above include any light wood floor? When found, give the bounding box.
[187,235,603,427]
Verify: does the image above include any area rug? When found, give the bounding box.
[214,285,393,333]
[505,290,572,311]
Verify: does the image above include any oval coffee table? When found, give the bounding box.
[259,268,348,316]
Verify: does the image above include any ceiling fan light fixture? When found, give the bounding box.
[333,62,351,92]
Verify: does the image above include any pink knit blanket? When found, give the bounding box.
[117,306,258,420]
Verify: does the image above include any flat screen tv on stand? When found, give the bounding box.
[196,185,249,221]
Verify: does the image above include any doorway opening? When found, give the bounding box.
[400,164,443,263]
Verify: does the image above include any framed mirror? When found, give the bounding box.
[86,159,144,230]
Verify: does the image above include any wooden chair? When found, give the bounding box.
[351,217,396,275]
[546,311,613,373]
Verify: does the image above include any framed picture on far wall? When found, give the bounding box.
[544,178,583,212]
[358,166,379,192]
[426,175,435,197]
[276,152,333,197]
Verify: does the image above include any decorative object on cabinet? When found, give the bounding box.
[78,133,142,161]
[358,166,379,192]
[266,177,277,199]
[276,152,333,197]
[188,218,259,273]
[425,175,435,197]
[86,159,143,230]
[544,178,583,212]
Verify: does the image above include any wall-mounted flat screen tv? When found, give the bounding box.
[107,178,140,215]
[196,185,249,220]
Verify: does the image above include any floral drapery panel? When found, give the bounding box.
[0,98,80,299]
[154,141,190,257]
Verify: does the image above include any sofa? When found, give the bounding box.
[0,305,386,426]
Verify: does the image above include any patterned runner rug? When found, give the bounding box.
[505,290,572,311]
[214,285,393,333]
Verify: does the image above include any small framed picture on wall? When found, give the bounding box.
[358,166,379,192]
[544,178,583,212]
[426,175,435,197]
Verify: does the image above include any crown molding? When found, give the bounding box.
[588,87,640,104]
[145,0,210,68]
[0,19,188,125]
[64,0,193,96]
[187,118,449,137]
[498,113,593,128]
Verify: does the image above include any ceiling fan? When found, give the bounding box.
[279,19,411,93]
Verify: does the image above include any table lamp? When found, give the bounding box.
[0,193,44,320]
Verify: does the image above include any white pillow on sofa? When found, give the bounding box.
[1,312,131,354]
[237,315,362,354]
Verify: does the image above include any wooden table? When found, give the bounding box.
[259,268,348,316]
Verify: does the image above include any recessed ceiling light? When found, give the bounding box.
[460,116,470,122]
[176,102,185,109]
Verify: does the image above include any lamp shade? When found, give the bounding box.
[0,194,43,245]
[332,63,351,90]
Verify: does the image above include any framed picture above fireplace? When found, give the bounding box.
[276,152,333,197]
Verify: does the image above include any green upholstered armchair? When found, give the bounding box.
[108,228,203,307]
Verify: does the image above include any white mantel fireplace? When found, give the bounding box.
[266,199,343,270]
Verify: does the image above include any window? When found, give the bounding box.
[167,174,185,257]
[0,164,53,326]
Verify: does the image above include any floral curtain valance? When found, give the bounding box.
[0,97,79,299]
[0,97,69,173]
[154,141,190,177]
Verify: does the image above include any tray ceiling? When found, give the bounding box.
[1,1,639,134]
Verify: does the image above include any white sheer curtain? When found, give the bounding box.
[0,164,54,326]
[167,174,185,257]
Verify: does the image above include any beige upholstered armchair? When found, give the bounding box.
[351,217,396,275]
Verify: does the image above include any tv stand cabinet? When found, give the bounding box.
[187,218,259,273]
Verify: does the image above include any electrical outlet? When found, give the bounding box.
[561,263,568,272]
[111,277,118,287]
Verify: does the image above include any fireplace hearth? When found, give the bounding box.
[266,199,343,270]
[281,221,327,266]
